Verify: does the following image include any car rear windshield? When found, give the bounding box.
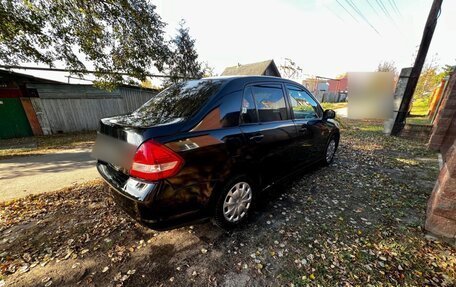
[133,79,224,125]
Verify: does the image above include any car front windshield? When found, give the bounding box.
[133,79,224,125]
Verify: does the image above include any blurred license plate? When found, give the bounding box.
[91,133,137,169]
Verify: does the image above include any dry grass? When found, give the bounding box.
[321,102,348,111]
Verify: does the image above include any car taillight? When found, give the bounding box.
[130,140,184,181]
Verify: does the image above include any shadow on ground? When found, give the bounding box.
[0,151,95,180]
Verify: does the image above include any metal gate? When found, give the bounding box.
[0,98,33,139]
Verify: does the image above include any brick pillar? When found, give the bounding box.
[428,72,456,151]
[426,72,456,245]
[425,145,456,244]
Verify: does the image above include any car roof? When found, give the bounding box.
[204,75,297,83]
[200,75,307,96]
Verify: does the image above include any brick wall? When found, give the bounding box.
[428,72,456,153]
[399,124,433,142]
[426,71,456,245]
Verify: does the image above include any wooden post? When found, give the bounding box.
[391,0,443,135]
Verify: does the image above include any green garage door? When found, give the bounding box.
[0,98,33,139]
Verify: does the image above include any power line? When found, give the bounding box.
[367,0,381,16]
[344,0,381,34]
[0,65,193,79]
[65,75,95,83]
[375,0,401,32]
[388,0,402,17]
[335,0,360,23]
[323,2,346,23]
[375,0,393,19]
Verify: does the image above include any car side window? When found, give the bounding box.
[286,85,322,119]
[251,84,288,122]
[241,86,258,124]
[220,90,242,127]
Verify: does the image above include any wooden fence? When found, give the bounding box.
[27,84,157,134]
[314,91,348,103]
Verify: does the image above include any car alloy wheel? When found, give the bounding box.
[326,139,336,163]
[222,181,252,223]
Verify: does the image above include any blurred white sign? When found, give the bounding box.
[348,72,394,120]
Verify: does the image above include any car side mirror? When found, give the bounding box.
[323,109,336,120]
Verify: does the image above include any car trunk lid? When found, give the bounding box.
[92,113,184,171]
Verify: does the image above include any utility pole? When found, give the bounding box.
[391,0,443,135]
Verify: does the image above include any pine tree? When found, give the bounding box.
[164,20,204,86]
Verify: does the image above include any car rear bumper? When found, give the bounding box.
[96,161,208,230]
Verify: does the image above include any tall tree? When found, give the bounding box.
[278,58,303,79]
[412,55,447,100]
[164,20,203,86]
[0,0,169,87]
[201,62,216,78]
[377,60,398,77]
[414,64,438,99]
[440,64,455,77]
[140,78,160,90]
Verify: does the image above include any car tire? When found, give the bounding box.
[322,135,338,166]
[213,175,254,230]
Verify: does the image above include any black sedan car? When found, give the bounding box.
[93,76,339,230]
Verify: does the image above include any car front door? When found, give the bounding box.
[285,84,329,165]
[239,83,298,186]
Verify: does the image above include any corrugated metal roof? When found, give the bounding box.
[0,69,61,84]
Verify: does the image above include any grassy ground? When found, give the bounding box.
[410,98,430,117]
[0,132,96,160]
[0,119,454,286]
[321,102,348,110]
[406,116,432,125]
[407,97,432,125]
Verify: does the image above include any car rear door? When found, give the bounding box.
[285,84,329,165]
[239,83,298,186]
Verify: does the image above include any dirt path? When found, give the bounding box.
[0,119,454,286]
[0,148,98,202]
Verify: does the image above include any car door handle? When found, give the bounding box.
[249,134,264,142]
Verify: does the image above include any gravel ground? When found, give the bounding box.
[1,119,455,287]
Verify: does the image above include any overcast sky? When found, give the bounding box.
[14,0,456,84]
